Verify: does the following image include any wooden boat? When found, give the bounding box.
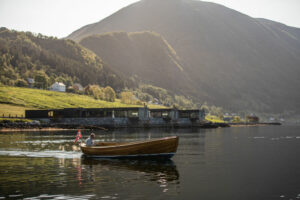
[80,136,179,159]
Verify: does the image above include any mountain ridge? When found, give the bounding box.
[67,0,300,115]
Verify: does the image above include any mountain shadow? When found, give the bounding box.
[80,31,197,96]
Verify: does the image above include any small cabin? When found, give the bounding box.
[50,82,66,92]
[27,78,35,88]
[178,109,205,121]
[223,116,234,122]
[247,115,259,123]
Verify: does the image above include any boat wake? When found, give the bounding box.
[0,150,82,159]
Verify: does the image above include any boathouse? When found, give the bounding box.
[26,107,148,125]
[25,107,205,128]
[176,109,205,126]
[246,115,259,123]
[148,109,175,126]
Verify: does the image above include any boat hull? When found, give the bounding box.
[81,152,176,159]
[80,136,179,158]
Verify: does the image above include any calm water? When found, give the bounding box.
[0,126,299,200]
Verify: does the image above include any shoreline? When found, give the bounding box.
[229,122,282,127]
[0,127,79,132]
[230,124,267,127]
[0,122,281,132]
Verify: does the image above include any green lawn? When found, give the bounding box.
[205,114,225,123]
[0,104,29,117]
[0,86,166,116]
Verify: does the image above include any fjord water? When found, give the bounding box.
[0,126,299,200]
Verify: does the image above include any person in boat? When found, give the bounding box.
[86,133,95,146]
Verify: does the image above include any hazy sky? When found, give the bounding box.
[0,0,299,38]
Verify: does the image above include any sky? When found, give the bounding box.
[0,0,300,38]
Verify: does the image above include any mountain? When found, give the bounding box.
[68,0,300,115]
[79,31,196,96]
[0,27,127,90]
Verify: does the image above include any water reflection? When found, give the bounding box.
[81,156,179,183]
[81,156,179,178]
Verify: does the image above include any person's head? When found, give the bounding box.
[90,133,95,139]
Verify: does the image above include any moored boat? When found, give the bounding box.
[80,136,179,159]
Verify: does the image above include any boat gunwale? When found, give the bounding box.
[80,136,178,149]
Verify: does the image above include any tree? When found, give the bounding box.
[4,67,18,80]
[120,91,136,104]
[200,102,210,113]
[103,86,116,102]
[34,71,48,89]
[84,84,103,99]
[16,79,28,87]
[84,85,93,96]
[210,105,223,118]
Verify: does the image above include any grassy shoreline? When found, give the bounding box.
[0,86,165,116]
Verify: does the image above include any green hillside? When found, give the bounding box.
[0,27,129,90]
[0,86,165,116]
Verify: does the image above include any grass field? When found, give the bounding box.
[0,104,29,117]
[205,114,225,123]
[0,86,165,116]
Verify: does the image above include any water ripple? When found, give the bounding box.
[24,194,95,200]
[0,150,82,159]
[16,140,75,144]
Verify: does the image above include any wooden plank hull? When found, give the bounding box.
[80,136,179,158]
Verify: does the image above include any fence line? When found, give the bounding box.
[0,114,25,119]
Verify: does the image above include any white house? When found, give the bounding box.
[50,82,66,92]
